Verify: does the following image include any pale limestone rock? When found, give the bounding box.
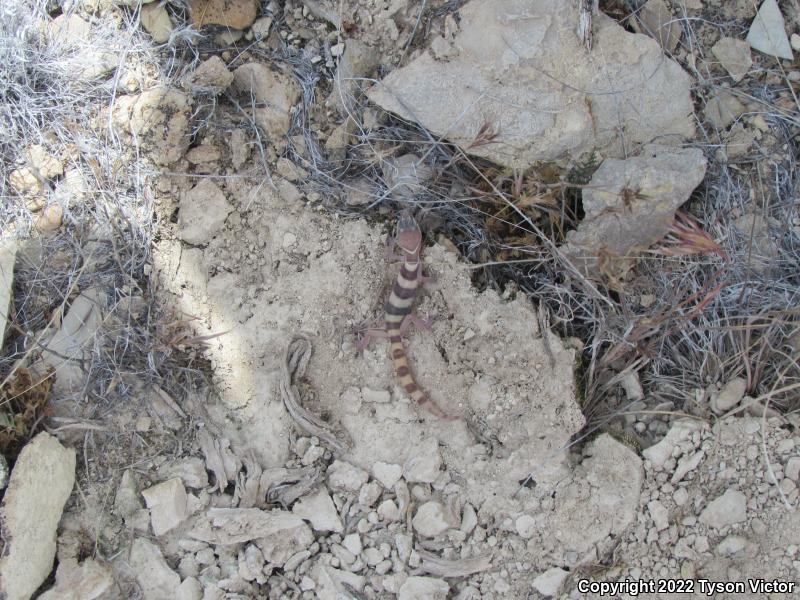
[643,419,704,468]
[0,240,17,346]
[377,498,401,522]
[699,489,747,530]
[327,460,369,492]
[372,461,403,489]
[26,144,62,179]
[38,558,114,600]
[292,487,343,532]
[141,3,172,43]
[460,503,478,534]
[129,538,181,599]
[126,88,191,164]
[412,501,457,538]
[403,437,441,483]
[562,145,707,282]
[638,0,681,51]
[141,478,189,536]
[515,514,537,538]
[648,500,669,531]
[342,533,362,556]
[710,377,747,415]
[704,91,746,129]
[189,508,313,566]
[0,433,76,600]
[177,179,233,245]
[184,56,234,94]
[367,0,695,169]
[157,457,209,489]
[712,37,752,82]
[532,567,569,597]
[398,576,449,600]
[312,564,366,598]
[175,577,203,600]
[251,16,273,39]
[232,63,299,141]
[114,469,143,519]
[747,0,793,60]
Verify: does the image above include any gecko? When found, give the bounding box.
[357,210,458,421]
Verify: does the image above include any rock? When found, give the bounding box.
[342,533,362,556]
[710,377,747,415]
[292,487,343,532]
[123,87,191,165]
[403,437,442,483]
[327,460,369,492]
[0,434,75,600]
[398,576,449,600]
[9,167,40,195]
[747,0,793,60]
[327,39,380,115]
[460,503,478,534]
[532,567,569,597]
[0,240,17,346]
[716,535,752,557]
[232,63,299,141]
[312,564,366,598]
[515,514,537,538]
[34,204,63,233]
[412,501,456,538]
[712,37,752,82]
[129,538,181,599]
[157,457,209,489]
[699,489,747,530]
[638,0,680,51]
[175,576,203,600]
[48,15,119,80]
[377,498,401,521]
[671,450,704,484]
[732,214,779,271]
[26,144,62,179]
[184,56,234,94]
[372,462,403,489]
[704,91,746,129]
[382,154,435,201]
[643,419,703,468]
[648,500,669,531]
[561,145,707,282]
[38,558,114,600]
[367,0,694,169]
[29,288,104,394]
[141,478,189,536]
[141,3,172,43]
[114,470,144,526]
[189,508,313,566]
[785,456,800,481]
[177,179,233,245]
[792,33,800,52]
[251,16,273,39]
[188,0,257,29]
[620,372,644,401]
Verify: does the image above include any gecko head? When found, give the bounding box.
[396,210,422,255]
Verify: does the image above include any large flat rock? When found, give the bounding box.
[367,0,695,168]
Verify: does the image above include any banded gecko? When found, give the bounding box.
[358,211,457,420]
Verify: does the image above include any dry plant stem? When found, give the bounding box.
[280,334,350,452]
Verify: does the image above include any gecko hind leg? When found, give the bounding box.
[399,314,435,334]
[355,326,390,353]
